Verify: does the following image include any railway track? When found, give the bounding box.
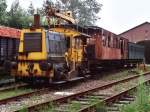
[0,82,28,92]
[10,71,150,112]
[46,74,150,112]
[74,83,144,112]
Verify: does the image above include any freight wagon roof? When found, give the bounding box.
[86,26,116,35]
[86,26,120,37]
[0,26,20,39]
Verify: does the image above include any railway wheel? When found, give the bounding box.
[53,68,67,81]
[78,66,88,77]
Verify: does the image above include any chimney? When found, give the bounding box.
[34,14,40,28]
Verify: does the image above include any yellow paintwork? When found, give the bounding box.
[50,28,81,38]
[16,28,53,78]
[18,63,41,76]
[68,47,83,62]
[17,62,54,77]
[13,27,86,79]
[50,27,84,65]
[18,28,47,60]
[54,12,76,24]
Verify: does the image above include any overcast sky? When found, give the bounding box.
[6,0,150,34]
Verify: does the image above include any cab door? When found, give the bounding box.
[68,37,83,69]
[75,38,83,62]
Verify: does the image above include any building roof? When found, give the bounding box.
[0,26,20,39]
[119,22,150,35]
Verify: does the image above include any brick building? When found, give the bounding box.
[120,22,150,63]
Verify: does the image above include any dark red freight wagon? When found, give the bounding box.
[86,26,143,70]
[0,26,20,66]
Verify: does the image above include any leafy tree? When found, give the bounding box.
[0,0,7,25]
[6,0,31,28]
[0,0,101,28]
[44,0,102,26]
[78,0,101,25]
[27,2,35,16]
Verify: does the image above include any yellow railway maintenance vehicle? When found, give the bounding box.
[11,7,91,83]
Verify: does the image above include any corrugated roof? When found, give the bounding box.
[0,26,20,39]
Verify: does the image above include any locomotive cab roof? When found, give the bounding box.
[46,24,91,39]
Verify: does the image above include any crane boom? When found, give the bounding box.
[52,12,76,24]
[45,6,76,25]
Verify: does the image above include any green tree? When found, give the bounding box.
[7,0,31,28]
[78,0,101,25]
[0,0,7,25]
[44,0,102,26]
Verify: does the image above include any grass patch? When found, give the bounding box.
[95,102,107,112]
[120,75,150,112]
[145,65,150,71]
[101,65,150,82]
[88,96,101,105]
[113,79,137,92]
[39,102,56,112]
[68,101,81,112]
[42,96,105,112]
[18,107,28,112]
[0,88,33,100]
[101,68,140,81]
[85,96,107,112]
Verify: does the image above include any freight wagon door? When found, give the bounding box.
[138,40,150,64]
[120,38,128,59]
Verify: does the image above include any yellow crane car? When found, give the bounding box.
[11,13,91,83]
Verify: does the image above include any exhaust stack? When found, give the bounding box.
[34,14,40,28]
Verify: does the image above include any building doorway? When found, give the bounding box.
[137,40,150,64]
